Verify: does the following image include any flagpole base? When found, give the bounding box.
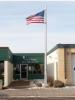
[42,80,48,87]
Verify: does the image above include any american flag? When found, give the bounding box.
[26,10,45,24]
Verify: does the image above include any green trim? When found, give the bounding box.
[0,47,13,62]
[13,53,44,64]
[0,48,12,61]
[14,74,20,80]
[13,53,44,56]
[47,44,75,55]
[0,47,44,64]
[28,74,44,79]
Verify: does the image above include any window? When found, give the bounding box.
[14,64,20,74]
[28,64,44,75]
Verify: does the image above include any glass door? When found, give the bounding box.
[20,64,28,79]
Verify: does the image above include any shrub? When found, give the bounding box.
[53,80,65,88]
[36,82,42,87]
[47,77,54,87]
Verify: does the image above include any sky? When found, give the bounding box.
[0,1,75,53]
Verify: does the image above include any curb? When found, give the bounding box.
[9,96,75,98]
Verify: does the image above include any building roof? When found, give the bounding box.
[0,47,12,53]
[47,44,75,55]
[13,53,44,56]
[0,47,44,55]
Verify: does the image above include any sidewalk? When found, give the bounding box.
[0,87,75,98]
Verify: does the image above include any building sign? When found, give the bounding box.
[22,56,39,64]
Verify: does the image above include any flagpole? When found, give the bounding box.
[44,4,47,85]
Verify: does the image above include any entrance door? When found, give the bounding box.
[71,54,75,85]
[20,64,28,79]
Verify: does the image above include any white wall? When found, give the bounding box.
[47,50,58,80]
[47,63,54,79]
[4,61,13,87]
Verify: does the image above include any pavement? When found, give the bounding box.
[8,97,75,100]
[0,86,75,99]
